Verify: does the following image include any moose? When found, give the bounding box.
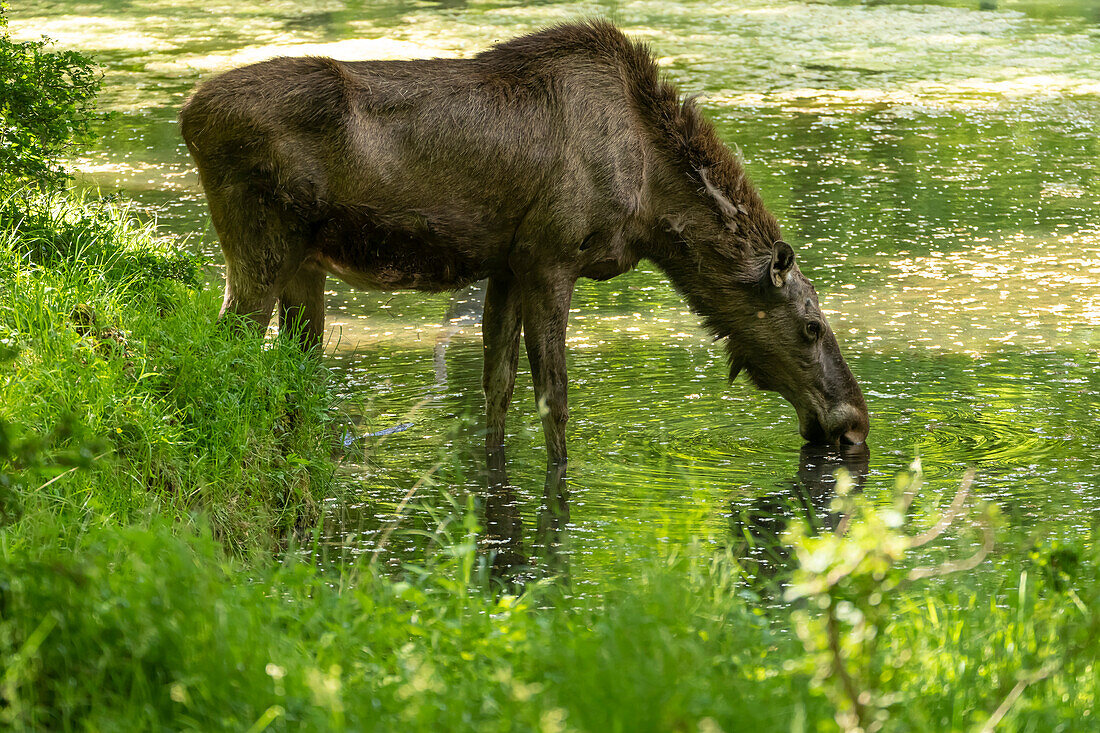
[180,20,869,494]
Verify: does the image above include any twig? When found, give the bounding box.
[35,451,112,492]
[908,469,974,549]
[826,600,870,732]
[978,662,1057,733]
[908,503,994,581]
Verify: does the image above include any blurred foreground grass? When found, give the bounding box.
[1,486,1098,731]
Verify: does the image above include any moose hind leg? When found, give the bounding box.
[206,183,309,335]
[278,263,327,352]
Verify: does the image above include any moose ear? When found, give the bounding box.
[698,168,739,228]
[769,240,795,287]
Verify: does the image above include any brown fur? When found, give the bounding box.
[180,20,869,492]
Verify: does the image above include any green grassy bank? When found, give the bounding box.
[0,193,337,554]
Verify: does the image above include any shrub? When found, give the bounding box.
[0,4,103,192]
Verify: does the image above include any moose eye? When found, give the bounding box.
[805,320,824,342]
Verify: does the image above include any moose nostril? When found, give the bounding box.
[825,403,867,446]
[841,429,865,446]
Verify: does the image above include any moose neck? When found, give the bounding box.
[642,218,763,340]
[633,111,783,338]
[637,160,775,336]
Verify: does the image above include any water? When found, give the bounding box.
[11,0,1099,582]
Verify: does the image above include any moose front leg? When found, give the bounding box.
[482,275,522,489]
[520,276,576,499]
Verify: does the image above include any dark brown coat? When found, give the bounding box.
[180,21,869,491]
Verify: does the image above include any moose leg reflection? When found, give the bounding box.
[731,443,871,589]
[482,482,528,577]
[481,474,570,585]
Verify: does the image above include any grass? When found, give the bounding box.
[0,190,338,554]
[0,188,1097,732]
[1,511,1097,732]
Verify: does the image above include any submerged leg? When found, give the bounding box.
[536,469,570,581]
[482,275,522,489]
[278,263,327,352]
[520,275,575,500]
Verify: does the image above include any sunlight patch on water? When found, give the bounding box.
[706,73,1100,112]
[6,15,179,51]
[72,159,196,194]
[833,228,1100,356]
[148,38,461,77]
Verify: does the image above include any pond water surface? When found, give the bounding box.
[11,0,1099,584]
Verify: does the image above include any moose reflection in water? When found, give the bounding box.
[181,21,870,503]
[480,470,570,585]
[730,443,871,588]
[480,443,871,586]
